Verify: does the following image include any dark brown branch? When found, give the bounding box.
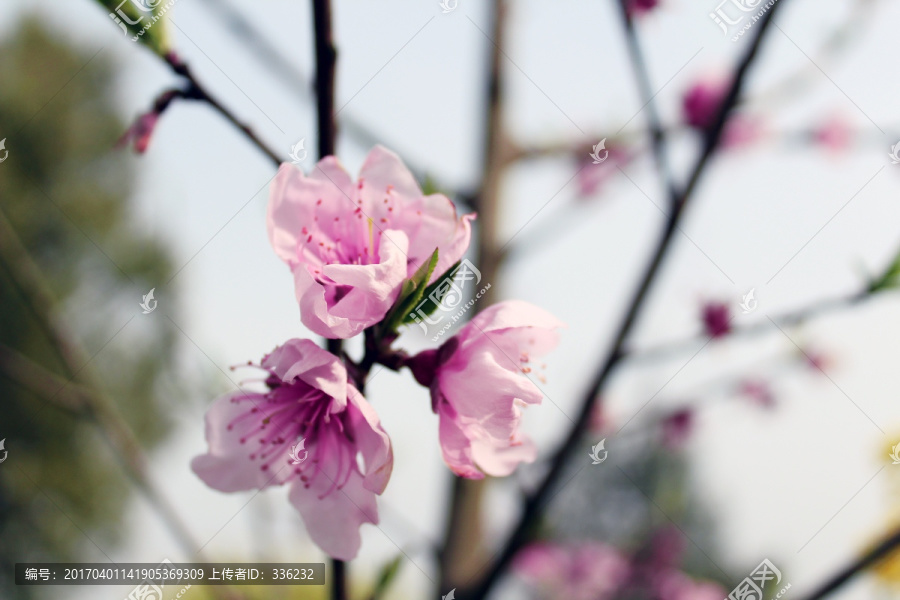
[465,4,786,598]
[313,0,338,159]
[623,290,869,366]
[310,1,346,597]
[164,53,282,165]
[616,0,677,205]
[797,523,900,600]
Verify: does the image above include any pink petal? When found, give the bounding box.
[357,146,424,208]
[437,401,484,479]
[466,300,566,342]
[262,339,348,409]
[470,434,537,477]
[288,449,379,560]
[295,230,409,338]
[347,386,394,493]
[357,146,475,280]
[191,391,295,492]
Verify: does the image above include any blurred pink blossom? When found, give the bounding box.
[267,146,475,338]
[722,114,763,149]
[408,300,564,479]
[739,379,775,408]
[515,541,631,600]
[576,146,632,198]
[655,570,728,600]
[661,408,694,448]
[814,115,852,153]
[191,339,392,560]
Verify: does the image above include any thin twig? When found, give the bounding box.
[312,0,337,159]
[797,523,900,600]
[163,52,282,165]
[623,290,869,366]
[616,0,677,204]
[438,0,509,595]
[330,558,347,600]
[310,1,348,598]
[465,4,786,598]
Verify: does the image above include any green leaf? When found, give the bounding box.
[869,245,900,292]
[399,259,462,325]
[421,174,441,196]
[382,248,439,333]
[369,554,404,600]
[96,0,171,56]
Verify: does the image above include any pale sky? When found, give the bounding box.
[4,0,900,599]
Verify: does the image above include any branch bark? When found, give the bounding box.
[464,3,785,597]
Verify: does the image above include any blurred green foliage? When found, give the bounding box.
[0,19,180,599]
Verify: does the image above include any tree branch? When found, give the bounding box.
[163,52,282,166]
[465,4,786,597]
[623,290,869,366]
[616,0,676,205]
[797,523,900,600]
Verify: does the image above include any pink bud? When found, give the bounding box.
[701,301,731,338]
[661,408,694,449]
[682,78,729,130]
[627,0,661,17]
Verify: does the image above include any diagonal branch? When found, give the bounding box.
[163,52,282,165]
[797,523,900,600]
[464,4,786,598]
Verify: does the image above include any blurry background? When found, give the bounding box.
[2,0,900,599]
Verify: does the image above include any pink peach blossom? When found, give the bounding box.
[577,146,633,198]
[515,541,631,600]
[814,115,852,153]
[655,570,728,600]
[191,339,392,560]
[268,145,475,338]
[408,300,564,479]
[739,378,775,408]
[661,408,694,449]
